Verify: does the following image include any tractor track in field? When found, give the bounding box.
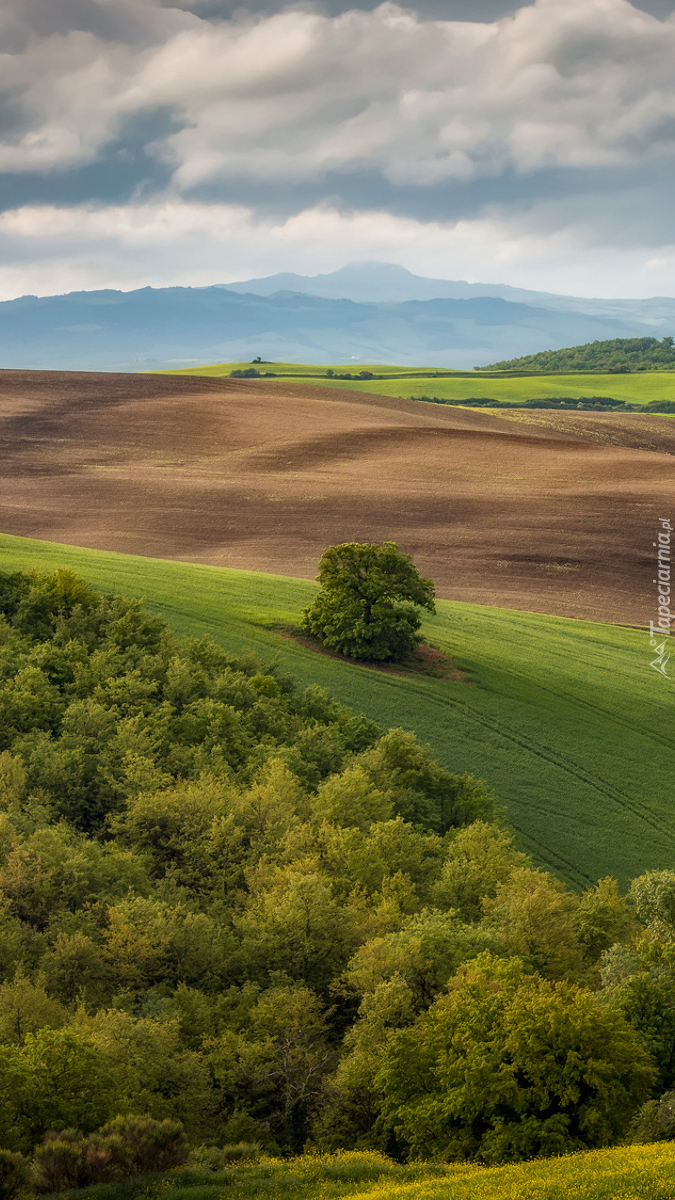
[323,661,675,851]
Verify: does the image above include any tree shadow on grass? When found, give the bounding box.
[260,621,469,682]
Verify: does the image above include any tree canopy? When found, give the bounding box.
[0,566,670,1169]
[483,335,675,374]
[301,542,435,661]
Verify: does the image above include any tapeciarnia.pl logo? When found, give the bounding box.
[649,517,672,679]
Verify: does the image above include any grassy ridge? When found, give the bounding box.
[153,362,675,406]
[1,534,673,890]
[54,1144,675,1200]
[156,362,464,379]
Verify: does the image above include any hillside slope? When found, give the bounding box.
[1,534,673,889]
[60,1143,675,1200]
[2,369,673,626]
[485,335,675,373]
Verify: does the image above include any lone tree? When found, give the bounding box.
[302,541,435,662]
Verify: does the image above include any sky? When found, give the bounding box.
[2,0,675,300]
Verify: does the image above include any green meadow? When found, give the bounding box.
[1,533,673,892]
[309,370,675,406]
[156,362,463,379]
[155,361,675,406]
[48,1143,675,1200]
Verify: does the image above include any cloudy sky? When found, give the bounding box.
[1,0,675,299]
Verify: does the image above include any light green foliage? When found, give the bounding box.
[483,867,586,981]
[302,542,435,662]
[574,877,636,963]
[600,870,675,1091]
[1,533,669,889]
[311,765,392,830]
[76,1011,213,1142]
[378,954,656,1164]
[340,910,502,1007]
[431,821,529,920]
[0,548,669,1167]
[0,1028,119,1152]
[0,970,66,1045]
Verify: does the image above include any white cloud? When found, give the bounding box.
[1,0,675,300]
[1,0,675,186]
[0,196,671,299]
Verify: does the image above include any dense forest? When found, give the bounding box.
[484,335,675,373]
[0,568,673,1181]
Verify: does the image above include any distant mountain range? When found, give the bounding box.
[1,262,673,371]
[223,262,675,325]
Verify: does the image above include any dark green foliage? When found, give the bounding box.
[33,1116,188,1192]
[484,335,675,373]
[377,955,655,1164]
[324,371,375,380]
[302,543,435,662]
[642,400,675,412]
[0,1149,30,1200]
[228,369,277,378]
[411,395,628,410]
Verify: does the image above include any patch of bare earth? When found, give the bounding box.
[1,368,673,625]
[267,625,465,680]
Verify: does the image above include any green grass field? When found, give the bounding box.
[155,362,464,379]
[155,361,675,407]
[2,534,673,891]
[51,1144,675,1200]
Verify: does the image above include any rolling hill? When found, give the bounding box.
[163,358,675,406]
[2,369,674,626]
[1,532,673,891]
[485,335,675,373]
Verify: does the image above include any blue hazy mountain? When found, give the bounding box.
[222,262,675,325]
[0,275,670,371]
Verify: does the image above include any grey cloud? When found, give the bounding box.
[0,0,197,49]
[1,0,675,301]
[0,110,176,211]
[2,0,675,191]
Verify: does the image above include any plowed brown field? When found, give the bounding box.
[2,368,674,624]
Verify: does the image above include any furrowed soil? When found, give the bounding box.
[2,368,674,625]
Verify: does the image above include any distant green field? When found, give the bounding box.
[155,361,675,406]
[2,534,673,891]
[156,361,464,379]
[52,1143,675,1200]
[312,371,675,407]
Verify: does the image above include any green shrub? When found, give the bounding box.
[630,1090,675,1142]
[188,1143,260,1170]
[89,1116,188,1179]
[0,1149,30,1200]
[33,1131,86,1193]
[34,1117,189,1192]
